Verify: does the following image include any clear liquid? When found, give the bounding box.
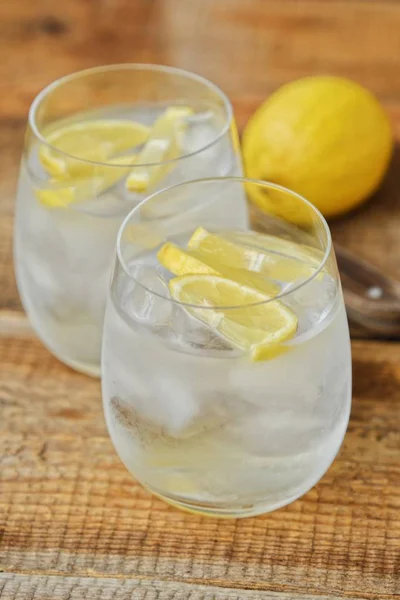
[102,230,352,516]
[14,106,244,375]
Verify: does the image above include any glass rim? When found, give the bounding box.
[28,63,234,169]
[116,176,333,310]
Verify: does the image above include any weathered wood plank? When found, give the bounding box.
[1,336,399,597]
[0,574,375,600]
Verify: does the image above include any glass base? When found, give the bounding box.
[27,327,101,378]
[26,320,101,378]
[144,485,303,519]
[36,335,101,377]
[56,353,101,378]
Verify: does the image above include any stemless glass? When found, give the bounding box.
[102,177,352,518]
[14,64,243,376]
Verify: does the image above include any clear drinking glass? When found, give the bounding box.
[14,64,243,376]
[102,177,352,518]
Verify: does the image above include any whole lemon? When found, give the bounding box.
[242,76,393,219]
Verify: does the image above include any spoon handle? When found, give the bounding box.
[335,244,400,337]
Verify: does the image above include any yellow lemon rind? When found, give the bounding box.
[169,274,297,361]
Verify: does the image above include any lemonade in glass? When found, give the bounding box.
[14,65,244,375]
[102,178,352,518]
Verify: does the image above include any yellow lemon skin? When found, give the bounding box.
[242,76,393,219]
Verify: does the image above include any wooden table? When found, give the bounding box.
[1,1,400,598]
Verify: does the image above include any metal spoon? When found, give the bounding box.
[335,244,400,338]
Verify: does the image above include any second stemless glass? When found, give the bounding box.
[102,178,352,518]
[14,64,244,376]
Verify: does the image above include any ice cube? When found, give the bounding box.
[19,260,63,310]
[77,191,130,218]
[170,306,235,353]
[283,274,337,337]
[123,264,172,326]
[146,369,200,436]
[133,364,249,439]
[226,407,326,457]
[57,210,121,276]
[182,121,217,154]
[109,369,199,438]
[25,207,117,313]
[104,296,243,438]
[106,343,200,438]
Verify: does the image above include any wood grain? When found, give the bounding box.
[1,1,400,598]
[1,335,399,598]
[0,574,377,600]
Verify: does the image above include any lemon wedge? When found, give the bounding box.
[35,153,137,208]
[39,119,149,178]
[188,227,321,283]
[231,230,323,266]
[169,275,297,360]
[126,106,193,192]
[158,242,279,297]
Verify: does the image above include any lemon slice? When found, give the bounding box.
[158,242,279,297]
[126,106,193,192]
[158,242,215,275]
[35,153,137,208]
[39,119,149,178]
[231,230,323,266]
[169,275,297,360]
[188,227,321,283]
